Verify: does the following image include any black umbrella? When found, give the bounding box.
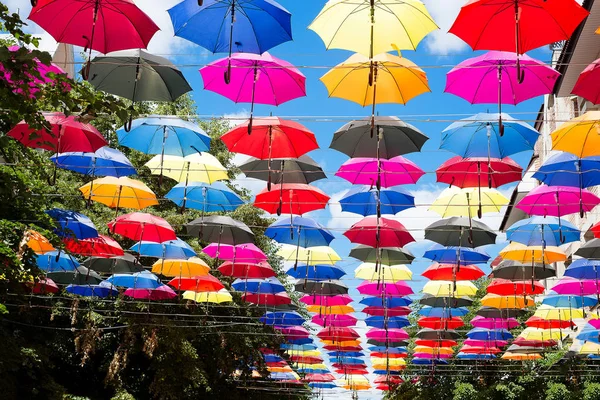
[330,117,428,158]
[47,266,102,285]
[575,238,600,259]
[367,339,408,347]
[294,279,348,295]
[505,344,543,354]
[416,328,460,340]
[186,216,254,245]
[240,155,326,185]
[425,217,497,248]
[476,307,522,319]
[419,294,473,308]
[492,260,556,280]
[82,254,144,274]
[349,245,414,264]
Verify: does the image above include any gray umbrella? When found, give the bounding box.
[240,155,326,185]
[349,245,415,264]
[575,238,600,259]
[492,260,556,280]
[476,307,522,318]
[367,339,408,347]
[186,216,254,245]
[83,254,144,274]
[420,294,473,308]
[294,279,348,295]
[47,266,102,285]
[330,117,428,158]
[425,217,496,248]
[416,329,460,340]
[505,345,543,354]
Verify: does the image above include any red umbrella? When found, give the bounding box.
[317,327,360,341]
[590,220,600,239]
[362,306,411,317]
[63,234,124,257]
[372,352,407,359]
[32,277,59,294]
[422,263,484,281]
[418,317,465,330]
[436,156,522,189]
[217,261,276,278]
[415,339,457,348]
[168,275,224,292]
[312,314,357,327]
[464,339,508,347]
[374,376,404,385]
[8,113,107,153]
[512,337,557,347]
[254,184,329,215]
[108,212,176,243]
[242,292,291,306]
[572,59,600,104]
[325,345,362,352]
[344,217,414,248]
[487,278,545,296]
[525,316,575,329]
[289,355,322,364]
[335,367,368,375]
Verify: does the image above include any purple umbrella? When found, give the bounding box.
[357,281,413,297]
[516,185,600,219]
[335,156,424,188]
[124,285,177,300]
[550,278,600,296]
[471,316,520,330]
[200,52,306,133]
[203,243,268,263]
[445,51,560,134]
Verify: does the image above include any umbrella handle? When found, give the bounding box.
[31,0,37,6]
[224,61,232,85]
[517,60,525,84]
[198,0,203,5]
[477,205,482,219]
[123,108,134,132]
[81,59,91,81]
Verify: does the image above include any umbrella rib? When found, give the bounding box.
[470,2,514,50]
[317,2,369,50]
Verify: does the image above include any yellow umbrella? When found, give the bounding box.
[580,342,600,355]
[551,111,600,157]
[306,305,355,315]
[413,346,454,355]
[79,176,158,211]
[370,358,407,366]
[354,263,412,281]
[145,153,228,184]
[502,352,542,361]
[499,243,566,264]
[518,327,563,341]
[182,289,232,304]
[277,245,341,266]
[309,0,438,57]
[481,293,534,309]
[339,376,371,390]
[423,280,478,297]
[430,187,508,218]
[295,363,327,370]
[534,306,585,321]
[151,257,211,277]
[285,350,321,357]
[26,230,55,254]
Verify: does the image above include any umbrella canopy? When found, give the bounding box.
[499,243,566,264]
[107,271,162,289]
[28,0,159,54]
[286,264,346,281]
[481,293,534,308]
[79,177,158,210]
[169,275,225,292]
[254,184,330,215]
[471,316,519,330]
[145,153,228,184]
[533,306,585,321]
[344,217,414,248]
[422,280,478,297]
[124,286,177,300]
[87,50,192,102]
[278,245,341,266]
[165,182,243,212]
[336,156,424,187]
[366,328,409,342]
[422,245,490,265]
[186,216,254,245]
[242,292,291,306]
[63,235,124,258]
[542,294,597,308]
[204,243,266,263]
[419,294,473,308]
[357,281,413,297]
[218,261,275,279]
[355,263,413,282]
[26,230,55,254]
[317,327,360,341]
[467,328,513,341]
[422,263,484,281]
[51,147,136,177]
[232,277,285,294]
[117,117,210,157]
[362,306,411,317]
[240,155,325,184]
[350,245,414,264]
[151,257,210,278]
[365,316,410,329]
[312,314,357,328]
[476,307,522,319]
[418,317,464,330]
[47,267,103,285]
[306,305,355,315]
[300,294,353,306]
[294,280,348,295]
[340,186,415,216]
[516,185,600,217]
[572,58,600,104]
[436,156,522,189]
[551,111,600,158]
[526,316,575,330]
[506,216,580,246]
[430,187,509,218]
[46,208,98,240]
[36,251,79,272]
[83,254,143,274]
[533,152,600,188]
[416,328,460,340]
[266,216,334,247]
[425,217,496,248]
[130,239,196,259]
[66,283,118,298]
[419,307,469,318]
[108,213,176,243]
[183,289,233,304]
[574,239,600,260]
[492,260,556,280]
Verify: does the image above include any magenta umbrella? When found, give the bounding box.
[357,281,413,297]
[366,328,409,341]
[516,185,600,219]
[277,326,311,340]
[464,339,508,347]
[203,243,267,263]
[312,314,358,328]
[200,52,306,133]
[300,294,353,306]
[336,156,424,188]
[471,316,520,330]
[124,285,177,300]
[550,278,600,296]
[414,352,453,359]
[344,217,414,248]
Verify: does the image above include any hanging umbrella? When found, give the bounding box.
[130,239,197,259]
[300,294,353,306]
[124,285,177,300]
[471,316,519,330]
[533,153,600,188]
[286,264,346,281]
[330,116,429,158]
[441,113,538,158]
[533,306,585,322]
[416,328,460,340]
[354,263,413,282]
[203,243,266,263]
[240,155,325,185]
[481,293,534,308]
[46,208,98,240]
[317,327,360,342]
[467,328,513,341]
[419,294,473,308]
[362,306,410,316]
[425,217,496,248]
[278,245,341,266]
[574,239,600,259]
[418,317,464,330]
[254,184,330,216]
[350,245,414,264]
[336,156,424,188]
[340,186,415,216]
[183,289,233,304]
[419,307,469,318]
[261,311,305,327]
[516,185,600,218]
[165,182,243,213]
[152,258,210,278]
[83,254,144,274]
[242,292,291,306]
[108,213,176,243]
[106,271,162,289]
[526,316,575,330]
[415,339,457,348]
[186,216,254,245]
[169,275,225,292]
[430,187,509,219]
[492,260,556,280]
[422,245,490,265]
[306,305,355,315]
[79,177,158,213]
[542,294,597,308]
[551,111,600,158]
[294,280,348,295]
[25,230,55,254]
[232,277,285,294]
[66,283,118,298]
[422,263,484,281]
[506,216,580,246]
[344,217,414,248]
[51,146,136,178]
[218,261,276,279]
[422,280,478,297]
[572,58,600,104]
[47,267,103,285]
[357,281,413,297]
[145,153,228,184]
[201,54,306,132]
[266,216,334,247]
[312,314,358,328]
[502,353,542,361]
[436,156,522,189]
[63,235,124,258]
[589,223,600,240]
[36,251,79,272]
[476,307,522,319]
[499,243,566,264]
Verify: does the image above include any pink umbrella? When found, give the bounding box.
[336,156,424,188]
[413,352,453,359]
[300,294,353,306]
[124,285,177,300]
[550,278,600,295]
[32,277,59,294]
[357,281,413,297]
[203,243,267,263]
[344,217,414,248]
[200,52,306,133]
[572,58,600,104]
[516,185,600,218]
[312,314,358,328]
[589,319,600,330]
[366,328,409,341]
[470,316,520,330]
[277,326,310,340]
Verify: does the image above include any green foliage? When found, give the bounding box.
[546,382,571,400]
[453,382,478,400]
[583,381,600,400]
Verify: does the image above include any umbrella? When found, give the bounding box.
[519,327,564,342]
[183,289,233,304]
[422,263,484,281]
[492,260,556,280]
[441,112,538,158]
[124,286,177,300]
[130,239,196,259]
[476,307,522,319]
[186,216,254,245]
[499,243,566,264]
[266,216,334,247]
[418,317,464,330]
[306,305,355,315]
[152,258,210,278]
[117,116,209,157]
[46,208,98,239]
[589,223,600,240]
[83,254,144,274]
[574,239,600,260]
[25,230,55,254]
[534,153,600,188]
[63,235,124,258]
[416,329,460,340]
[422,245,490,265]
[278,245,341,266]
[344,217,414,248]
[481,293,534,308]
[506,216,580,246]
[526,316,575,330]
[165,182,243,213]
[542,294,597,308]
[36,251,79,272]
[471,316,519,330]
[336,156,424,188]
[533,306,585,321]
[467,328,513,341]
[79,177,158,214]
[312,314,358,328]
[232,277,285,294]
[294,280,348,295]
[330,116,428,158]
[572,58,600,104]
[362,306,411,317]
[242,292,291,306]
[415,339,457,348]
[502,353,541,361]
[240,155,326,185]
[218,261,276,279]
[419,294,473,308]
[366,328,409,342]
[430,187,509,219]
[551,111,600,158]
[66,283,118,298]
[51,146,136,178]
[254,184,330,216]
[169,275,225,292]
[47,267,102,285]
[261,311,305,327]
[413,346,454,356]
[317,327,360,342]
[355,263,413,282]
[286,264,346,281]
[145,153,228,185]
[339,186,415,216]
[436,156,522,189]
[203,243,266,263]
[350,245,414,264]
[357,281,413,297]
[517,185,600,218]
[108,213,176,243]
[425,217,496,248]
[422,280,478,297]
[201,54,306,132]
[300,294,353,306]
[106,271,162,289]
[419,307,469,318]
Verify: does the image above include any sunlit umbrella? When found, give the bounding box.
[436,156,522,189]
[63,235,124,258]
[182,289,233,304]
[422,263,484,281]
[344,217,414,248]
[66,283,118,298]
[574,239,600,260]
[350,245,414,264]
[499,242,566,264]
[572,58,600,104]
[422,245,490,265]
[306,305,355,315]
[79,177,158,214]
[218,261,276,279]
[254,184,330,216]
[145,153,228,185]
[300,294,353,307]
[124,286,177,300]
[419,294,472,308]
[278,245,341,266]
[169,275,225,292]
[425,217,496,248]
[203,243,266,263]
[108,212,175,243]
[357,281,413,297]
[106,271,162,289]
[26,230,55,254]
[36,251,79,272]
[240,155,325,186]
[151,257,210,278]
[492,260,556,280]
[51,146,136,178]
[422,280,477,297]
[354,263,412,282]
[336,156,424,188]
[46,208,98,240]
[286,264,346,281]
[471,316,519,330]
[266,216,334,247]
[551,111,600,158]
[130,238,196,259]
[517,185,600,219]
[186,216,254,245]
[481,293,534,308]
[430,186,509,219]
[506,216,580,246]
[534,153,600,188]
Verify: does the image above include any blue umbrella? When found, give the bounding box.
[373,370,405,375]
[359,297,412,308]
[419,306,469,318]
[281,343,317,351]
[298,367,329,374]
[412,359,448,365]
[50,146,136,177]
[339,186,415,216]
[36,251,79,272]
[309,382,337,389]
[260,311,305,327]
[117,117,210,157]
[368,346,408,353]
[365,316,410,329]
[563,259,600,280]
[506,216,580,246]
[46,208,98,239]
[542,294,597,308]
[333,357,364,365]
[266,216,334,247]
[168,0,292,55]
[457,353,496,360]
[106,271,163,289]
[165,182,243,212]
[533,153,600,188]
[263,354,284,363]
[286,338,314,345]
[576,328,600,343]
[441,113,538,158]
[232,277,285,294]
[328,351,365,357]
[269,372,297,381]
[130,238,196,259]
[285,264,346,281]
[423,244,490,265]
[66,282,118,298]
[466,328,513,341]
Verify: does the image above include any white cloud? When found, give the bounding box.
[422,0,469,55]
[223,110,250,128]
